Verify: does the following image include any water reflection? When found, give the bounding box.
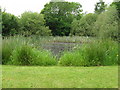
[41,42,81,58]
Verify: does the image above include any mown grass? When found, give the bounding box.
[2,65,118,88]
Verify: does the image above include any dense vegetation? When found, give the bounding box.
[41,1,83,36]
[2,36,118,66]
[1,0,119,66]
[1,0,119,88]
[1,0,119,39]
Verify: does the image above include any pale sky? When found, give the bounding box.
[1,0,113,16]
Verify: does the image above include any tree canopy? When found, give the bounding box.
[41,0,83,36]
[93,6,119,39]
[2,11,19,36]
[94,0,107,14]
[110,1,120,18]
[70,13,97,36]
[19,11,51,36]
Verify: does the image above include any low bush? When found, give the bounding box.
[84,39,118,66]
[2,36,25,64]
[59,49,88,66]
[101,40,118,65]
[10,44,57,66]
[59,39,118,66]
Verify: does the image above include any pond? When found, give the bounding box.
[41,42,82,58]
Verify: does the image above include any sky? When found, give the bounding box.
[1,0,113,16]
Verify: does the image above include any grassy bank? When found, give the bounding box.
[2,36,118,66]
[2,65,118,88]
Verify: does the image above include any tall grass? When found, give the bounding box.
[10,44,57,66]
[2,36,57,65]
[2,36,27,64]
[2,35,118,66]
[59,39,118,66]
[28,35,94,43]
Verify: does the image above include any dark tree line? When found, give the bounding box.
[41,0,83,36]
[1,0,120,40]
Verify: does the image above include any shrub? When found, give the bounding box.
[10,44,57,66]
[59,49,87,66]
[59,39,118,66]
[102,40,118,65]
[19,11,51,36]
[70,13,97,36]
[83,39,118,66]
[84,41,106,66]
[2,40,13,64]
[93,6,119,40]
[2,11,19,36]
[2,36,25,64]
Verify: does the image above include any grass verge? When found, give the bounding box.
[2,65,118,88]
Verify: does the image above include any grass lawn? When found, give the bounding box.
[2,65,118,88]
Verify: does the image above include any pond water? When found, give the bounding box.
[41,42,82,58]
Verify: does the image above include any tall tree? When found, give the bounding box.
[2,11,19,36]
[94,0,107,14]
[0,7,2,35]
[19,11,51,36]
[41,0,83,36]
[110,1,120,18]
[93,6,119,39]
[70,13,97,36]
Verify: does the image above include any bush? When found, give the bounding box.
[59,49,87,66]
[101,40,118,65]
[10,44,57,66]
[2,36,25,64]
[59,39,118,66]
[19,11,51,36]
[2,11,19,36]
[70,13,97,36]
[84,41,105,66]
[93,6,119,40]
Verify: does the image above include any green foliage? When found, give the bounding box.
[0,7,2,34]
[2,36,57,66]
[3,65,118,88]
[93,6,119,39]
[2,36,26,64]
[10,44,57,66]
[94,0,107,14]
[59,50,87,66]
[41,1,83,36]
[31,49,57,66]
[70,13,97,36]
[2,35,118,66]
[10,44,36,65]
[19,11,51,36]
[84,39,118,66]
[2,11,19,36]
[59,39,118,66]
[110,1,120,18]
[102,40,118,65]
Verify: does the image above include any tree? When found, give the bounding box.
[19,11,51,36]
[41,0,83,36]
[2,11,19,36]
[110,1,120,18]
[70,13,97,36]
[93,6,119,39]
[94,0,107,14]
[0,7,2,35]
